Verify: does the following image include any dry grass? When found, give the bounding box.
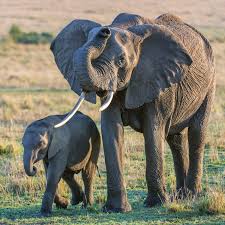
[0,31,225,90]
[0,40,67,89]
[1,0,225,37]
[165,188,225,215]
[0,152,70,198]
[195,189,225,215]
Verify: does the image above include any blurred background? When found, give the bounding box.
[0,1,224,224]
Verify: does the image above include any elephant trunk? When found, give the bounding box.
[23,151,37,176]
[54,28,117,128]
[74,27,117,92]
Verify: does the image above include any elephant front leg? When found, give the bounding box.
[41,160,65,216]
[143,105,167,207]
[101,101,131,213]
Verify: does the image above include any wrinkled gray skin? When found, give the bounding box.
[22,112,100,216]
[51,13,215,213]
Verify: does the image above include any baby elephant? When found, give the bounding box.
[22,112,100,216]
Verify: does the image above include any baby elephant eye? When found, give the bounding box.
[117,55,126,68]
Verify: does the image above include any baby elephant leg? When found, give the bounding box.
[54,188,69,209]
[41,161,65,216]
[62,170,84,205]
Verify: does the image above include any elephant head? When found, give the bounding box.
[22,126,49,176]
[51,13,192,127]
[22,121,66,176]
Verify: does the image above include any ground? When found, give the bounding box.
[0,1,225,224]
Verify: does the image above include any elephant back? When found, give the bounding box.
[155,14,215,77]
[155,14,215,125]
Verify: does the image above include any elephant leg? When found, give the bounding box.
[101,100,131,213]
[187,89,214,194]
[167,128,189,197]
[81,130,101,207]
[41,159,66,216]
[143,104,167,207]
[62,170,83,206]
[54,190,69,209]
[43,161,68,209]
[82,168,95,206]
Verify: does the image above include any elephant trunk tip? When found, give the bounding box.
[99,27,111,38]
[25,165,37,177]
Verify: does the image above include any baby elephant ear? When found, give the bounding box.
[50,19,101,103]
[48,126,69,160]
[125,24,192,109]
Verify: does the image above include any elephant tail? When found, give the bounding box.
[82,123,101,205]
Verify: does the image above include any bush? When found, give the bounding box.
[195,190,225,215]
[9,25,53,44]
[0,144,14,156]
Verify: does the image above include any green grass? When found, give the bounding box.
[0,125,224,224]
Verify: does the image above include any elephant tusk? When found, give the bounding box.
[54,92,86,128]
[99,91,114,112]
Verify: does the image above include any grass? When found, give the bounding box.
[9,24,53,44]
[0,135,224,224]
[0,49,224,224]
[196,189,225,215]
[0,105,224,224]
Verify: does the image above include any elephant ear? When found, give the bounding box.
[47,125,70,160]
[125,24,192,109]
[50,20,101,103]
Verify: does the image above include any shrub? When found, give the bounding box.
[0,144,14,156]
[195,189,225,215]
[165,191,193,213]
[9,25,53,44]
[0,142,21,156]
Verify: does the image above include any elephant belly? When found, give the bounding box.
[66,141,91,172]
[169,80,209,134]
[122,108,143,133]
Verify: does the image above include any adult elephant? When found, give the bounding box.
[50,13,215,212]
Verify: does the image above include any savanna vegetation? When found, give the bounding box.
[0,1,224,224]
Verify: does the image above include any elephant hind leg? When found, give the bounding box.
[54,189,69,209]
[187,88,214,194]
[62,170,84,205]
[167,128,189,198]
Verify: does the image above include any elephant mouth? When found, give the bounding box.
[54,90,114,128]
[96,90,108,98]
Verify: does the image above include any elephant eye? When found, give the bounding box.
[116,55,126,68]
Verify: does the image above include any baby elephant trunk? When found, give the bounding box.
[23,151,37,176]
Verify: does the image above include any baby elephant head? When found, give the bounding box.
[22,124,50,176]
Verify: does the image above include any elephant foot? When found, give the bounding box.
[186,180,202,197]
[144,193,167,207]
[102,190,132,213]
[102,203,132,213]
[55,197,69,209]
[40,209,52,217]
[102,197,132,213]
